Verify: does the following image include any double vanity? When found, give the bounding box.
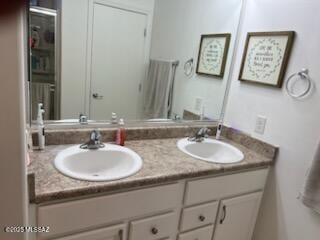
[25,1,279,239]
[28,124,277,240]
[53,129,243,182]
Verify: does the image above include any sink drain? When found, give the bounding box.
[92,174,100,177]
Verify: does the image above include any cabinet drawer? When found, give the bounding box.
[129,212,178,240]
[185,169,268,205]
[178,225,214,240]
[180,201,218,232]
[54,224,126,240]
[38,183,183,239]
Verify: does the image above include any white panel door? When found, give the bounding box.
[89,3,147,120]
[213,192,263,240]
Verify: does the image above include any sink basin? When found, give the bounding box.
[177,138,244,164]
[146,118,175,123]
[54,144,143,181]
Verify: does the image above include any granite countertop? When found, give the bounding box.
[28,136,276,204]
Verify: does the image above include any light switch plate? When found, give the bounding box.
[255,115,267,134]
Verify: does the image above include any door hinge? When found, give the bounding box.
[144,28,147,37]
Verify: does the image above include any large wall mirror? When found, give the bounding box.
[28,0,243,124]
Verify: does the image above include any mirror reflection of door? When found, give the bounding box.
[89,3,147,120]
[27,0,244,123]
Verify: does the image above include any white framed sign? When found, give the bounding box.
[196,34,231,78]
[239,31,295,88]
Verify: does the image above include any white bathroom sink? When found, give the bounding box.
[54,119,95,123]
[54,144,143,181]
[146,118,175,123]
[177,138,244,164]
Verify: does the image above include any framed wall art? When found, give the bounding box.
[196,33,231,78]
[239,31,295,88]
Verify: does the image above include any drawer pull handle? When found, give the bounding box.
[118,229,123,240]
[220,205,227,224]
[151,227,158,235]
[92,93,104,99]
[199,215,206,222]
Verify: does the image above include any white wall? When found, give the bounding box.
[150,0,242,120]
[60,0,89,118]
[60,0,154,119]
[0,9,28,240]
[224,0,320,239]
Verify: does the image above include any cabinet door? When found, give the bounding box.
[54,224,126,240]
[213,192,263,240]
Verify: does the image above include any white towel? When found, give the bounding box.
[301,140,320,214]
[143,60,176,119]
[31,82,51,120]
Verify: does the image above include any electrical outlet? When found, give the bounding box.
[255,115,267,134]
[194,97,203,113]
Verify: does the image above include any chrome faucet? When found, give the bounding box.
[188,127,211,142]
[80,130,105,149]
[79,113,88,125]
[174,114,181,121]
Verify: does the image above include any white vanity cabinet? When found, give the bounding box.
[32,168,269,240]
[176,169,268,240]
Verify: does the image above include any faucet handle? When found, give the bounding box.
[90,130,101,142]
[197,127,210,135]
[174,114,181,121]
[80,130,104,150]
[196,127,211,139]
[79,113,88,124]
[204,128,211,138]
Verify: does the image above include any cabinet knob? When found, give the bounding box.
[151,227,158,235]
[199,215,206,222]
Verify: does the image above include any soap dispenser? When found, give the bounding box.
[116,119,126,146]
[37,103,45,150]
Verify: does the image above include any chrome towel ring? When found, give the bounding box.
[184,58,194,77]
[286,68,312,99]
